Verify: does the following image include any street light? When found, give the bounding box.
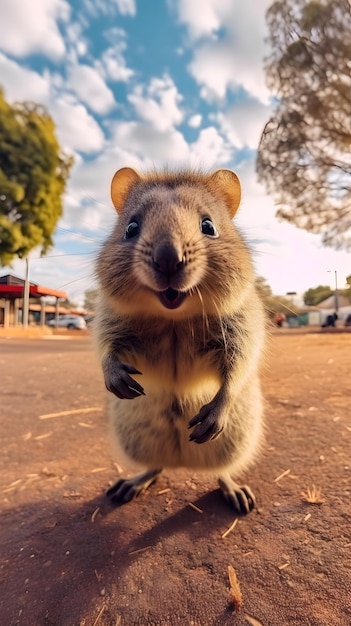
[327,270,339,312]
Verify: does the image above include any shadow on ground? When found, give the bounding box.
[1,488,242,625]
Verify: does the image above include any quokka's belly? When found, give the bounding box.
[108,385,263,474]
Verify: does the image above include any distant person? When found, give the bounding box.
[274,312,286,328]
[322,312,338,328]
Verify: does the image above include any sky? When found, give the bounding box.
[0,0,350,306]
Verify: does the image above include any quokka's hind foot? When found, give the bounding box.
[106,468,162,506]
[218,475,256,515]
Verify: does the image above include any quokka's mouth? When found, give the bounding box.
[158,288,187,310]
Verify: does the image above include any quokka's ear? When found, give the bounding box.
[111,167,141,214]
[208,169,241,218]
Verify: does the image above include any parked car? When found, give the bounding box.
[48,315,87,330]
[345,314,351,327]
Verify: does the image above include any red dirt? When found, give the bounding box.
[0,331,350,626]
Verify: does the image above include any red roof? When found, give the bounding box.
[0,284,67,300]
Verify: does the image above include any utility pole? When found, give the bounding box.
[23,257,30,327]
[328,270,339,312]
[334,270,339,312]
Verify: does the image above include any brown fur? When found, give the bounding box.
[94,167,266,513]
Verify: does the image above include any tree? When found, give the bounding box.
[255,276,299,316]
[304,282,351,305]
[256,0,351,249]
[84,288,98,312]
[0,89,73,265]
[255,276,273,300]
[61,298,78,310]
[343,286,351,302]
[303,284,333,305]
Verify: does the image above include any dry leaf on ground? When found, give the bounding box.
[228,565,243,611]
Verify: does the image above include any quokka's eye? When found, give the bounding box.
[201,217,218,237]
[124,220,139,239]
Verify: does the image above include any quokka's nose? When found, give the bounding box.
[152,242,184,276]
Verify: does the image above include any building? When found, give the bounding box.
[0,274,68,327]
[285,293,351,327]
[316,294,351,326]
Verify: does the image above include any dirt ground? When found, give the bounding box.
[0,330,350,626]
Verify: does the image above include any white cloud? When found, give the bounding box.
[64,117,226,234]
[82,0,136,17]
[67,119,232,218]
[64,141,145,225]
[0,53,50,103]
[67,153,116,209]
[189,37,269,103]
[175,0,271,103]
[176,0,232,39]
[97,44,134,82]
[0,0,70,59]
[0,54,105,155]
[189,41,236,100]
[215,98,271,150]
[189,126,232,168]
[111,119,231,171]
[128,75,184,131]
[112,121,190,167]
[67,64,116,114]
[65,22,88,60]
[51,97,105,153]
[113,0,136,16]
[188,114,202,128]
[60,191,112,240]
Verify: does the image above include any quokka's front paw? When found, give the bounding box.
[218,477,256,515]
[188,397,224,444]
[104,360,145,399]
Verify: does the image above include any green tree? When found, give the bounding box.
[303,284,333,305]
[0,89,73,265]
[256,0,351,249]
[255,276,299,316]
[342,286,351,302]
[255,275,273,300]
[84,288,98,311]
